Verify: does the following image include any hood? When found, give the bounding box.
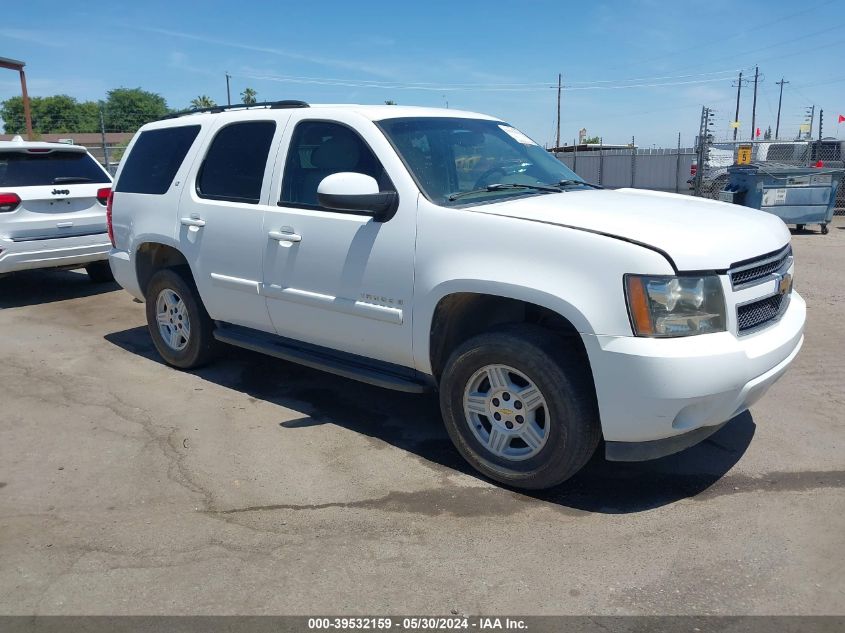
[472,188,790,271]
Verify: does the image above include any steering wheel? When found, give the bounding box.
[473,167,507,189]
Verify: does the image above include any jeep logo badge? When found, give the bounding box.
[51,188,70,196]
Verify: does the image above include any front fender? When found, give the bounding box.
[411,201,673,374]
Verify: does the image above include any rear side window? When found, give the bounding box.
[196,121,276,204]
[0,151,110,187]
[116,125,200,195]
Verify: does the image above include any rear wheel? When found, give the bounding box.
[85,261,114,283]
[439,325,601,489]
[145,268,218,369]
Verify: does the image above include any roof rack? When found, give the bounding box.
[162,100,309,120]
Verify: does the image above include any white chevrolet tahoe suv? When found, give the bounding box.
[0,136,114,281]
[108,101,805,489]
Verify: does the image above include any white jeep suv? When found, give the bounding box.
[0,136,114,281]
[108,101,805,489]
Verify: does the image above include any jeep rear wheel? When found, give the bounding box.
[84,261,114,283]
[145,268,218,369]
[439,325,600,489]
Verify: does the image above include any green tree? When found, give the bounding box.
[190,95,217,109]
[384,100,397,105]
[583,135,602,144]
[241,87,257,105]
[1,96,28,134]
[103,88,169,132]
[1,95,100,134]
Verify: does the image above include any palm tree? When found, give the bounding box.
[190,95,216,109]
[241,88,257,105]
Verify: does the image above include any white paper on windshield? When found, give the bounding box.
[498,125,538,146]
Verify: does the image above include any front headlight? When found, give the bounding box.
[625,274,726,337]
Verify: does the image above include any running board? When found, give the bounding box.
[213,324,432,393]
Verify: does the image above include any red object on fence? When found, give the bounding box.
[839,114,845,123]
[815,160,825,168]
[755,127,761,137]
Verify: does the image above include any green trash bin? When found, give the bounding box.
[720,163,844,235]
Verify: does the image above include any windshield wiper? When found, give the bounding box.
[52,176,92,184]
[447,182,561,202]
[556,179,603,189]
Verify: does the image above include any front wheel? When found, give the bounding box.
[439,325,601,489]
[144,267,218,369]
[821,224,829,235]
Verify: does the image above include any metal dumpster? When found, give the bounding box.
[720,163,844,234]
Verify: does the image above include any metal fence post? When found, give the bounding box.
[675,132,681,193]
[99,105,110,172]
[599,137,604,186]
[573,141,577,173]
[630,136,636,188]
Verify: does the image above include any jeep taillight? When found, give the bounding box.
[0,192,21,213]
[106,191,115,247]
[96,187,111,206]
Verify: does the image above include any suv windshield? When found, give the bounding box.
[377,117,584,206]
[0,150,110,187]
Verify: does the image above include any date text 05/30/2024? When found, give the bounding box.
[307,617,528,630]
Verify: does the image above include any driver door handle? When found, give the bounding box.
[180,216,206,228]
[269,229,302,243]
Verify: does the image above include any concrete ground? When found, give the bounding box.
[0,218,843,616]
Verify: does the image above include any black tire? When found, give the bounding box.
[439,325,601,490]
[144,267,218,369]
[85,260,114,283]
[796,224,805,232]
[821,224,829,235]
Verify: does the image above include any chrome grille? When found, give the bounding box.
[737,294,788,333]
[729,245,792,289]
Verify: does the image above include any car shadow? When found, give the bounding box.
[0,268,119,309]
[105,325,755,514]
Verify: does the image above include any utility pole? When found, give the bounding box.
[750,66,759,141]
[774,78,788,140]
[732,70,744,141]
[225,72,232,106]
[556,73,562,150]
[818,109,823,140]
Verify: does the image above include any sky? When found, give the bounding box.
[1,0,843,147]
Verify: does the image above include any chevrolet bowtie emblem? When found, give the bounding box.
[778,272,793,296]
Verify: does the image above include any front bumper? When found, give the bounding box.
[584,290,805,457]
[0,232,110,274]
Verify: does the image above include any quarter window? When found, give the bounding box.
[116,125,200,195]
[197,121,276,204]
[280,121,391,209]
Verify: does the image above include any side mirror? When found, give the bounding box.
[317,172,398,222]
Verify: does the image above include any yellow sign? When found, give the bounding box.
[799,123,810,132]
[737,145,753,165]
[730,121,741,129]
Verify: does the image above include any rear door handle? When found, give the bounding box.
[269,230,302,243]
[180,216,206,227]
